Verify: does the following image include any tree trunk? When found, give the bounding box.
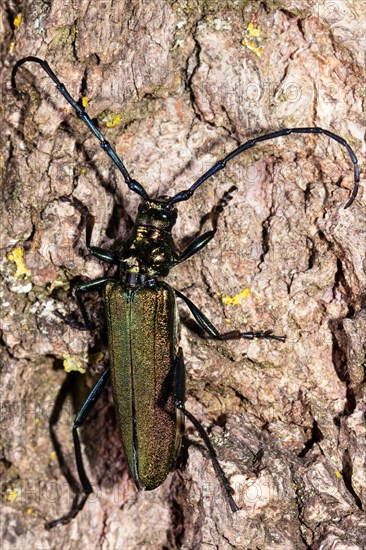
[1,1,365,549]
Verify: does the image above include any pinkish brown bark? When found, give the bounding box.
[1,1,365,549]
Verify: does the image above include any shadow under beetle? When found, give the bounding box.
[11,56,360,528]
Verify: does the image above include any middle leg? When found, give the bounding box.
[174,186,237,265]
[175,289,285,342]
[56,276,116,331]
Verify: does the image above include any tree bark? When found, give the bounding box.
[1,1,365,549]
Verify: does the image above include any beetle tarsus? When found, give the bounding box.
[237,329,286,342]
[45,492,91,530]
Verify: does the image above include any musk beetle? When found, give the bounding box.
[11,56,360,528]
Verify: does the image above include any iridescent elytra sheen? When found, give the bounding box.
[104,280,181,489]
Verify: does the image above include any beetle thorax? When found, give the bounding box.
[118,198,178,277]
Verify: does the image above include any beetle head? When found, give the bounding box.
[136,197,178,231]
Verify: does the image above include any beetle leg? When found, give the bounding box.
[56,277,115,331]
[173,348,185,403]
[46,368,111,529]
[175,186,237,265]
[60,196,117,264]
[176,402,240,512]
[84,212,117,264]
[175,289,285,342]
[174,351,239,512]
[175,230,216,264]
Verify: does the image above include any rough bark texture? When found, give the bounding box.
[1,1,365,549]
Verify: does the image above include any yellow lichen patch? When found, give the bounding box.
[82,96,89,108]
[26,508,33,514]
[8,248,30,279]
[106,113,122,128]
[247,22,261,37]
[21,320,30,332]
[4,487,19,503]
[242,22,263,57]
[63,354,86,374]
[80,168,86,174]
[335,471,342,479]
[241,39,263,57]
[100,111,123,128]
[49,451,57,461]
[13,13,22,29]
[222,288,250,306]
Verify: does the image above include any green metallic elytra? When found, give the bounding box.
[104,280,184,489]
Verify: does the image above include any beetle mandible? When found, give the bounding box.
[11,56,360,528]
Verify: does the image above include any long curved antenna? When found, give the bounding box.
[11,56,149,201]
[168,127,360,208]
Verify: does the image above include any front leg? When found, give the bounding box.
[175,186,237,265]
[60,196,117,264]
[175,289,285,342]
[84,212,117,264]
[175,230,216,265]
[56,198,118,329]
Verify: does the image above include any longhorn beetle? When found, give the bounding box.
[11,56,360,528]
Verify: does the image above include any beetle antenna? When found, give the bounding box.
[11,56,149,201]
[168,127,359,208]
